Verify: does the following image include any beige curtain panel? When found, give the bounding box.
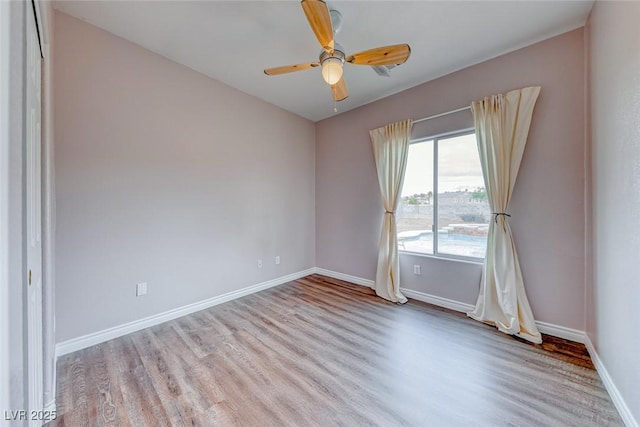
[369,119,413,304]
[467,86,542,344]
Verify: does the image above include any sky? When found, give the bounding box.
[401,133,485,196]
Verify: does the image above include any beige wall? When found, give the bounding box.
[54,12,316,342]
[316,29,587,330]
[588,1,640,423]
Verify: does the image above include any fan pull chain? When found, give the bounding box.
[331,85,338,113]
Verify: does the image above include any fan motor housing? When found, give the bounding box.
[319,47,345,66]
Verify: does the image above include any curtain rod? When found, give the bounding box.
[413,105,471,124]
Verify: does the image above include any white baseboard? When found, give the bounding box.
[584,335,638,427]
[313,267,374,288]
[402,287,586,343]
[400,288,585,344]
[55,268,315,357]
[400,287,475,313]
[535,320,586,344]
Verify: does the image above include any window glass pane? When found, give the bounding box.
[437,133,489,258]
[397,140,434,254]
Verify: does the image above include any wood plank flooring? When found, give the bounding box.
[50,274,623,426]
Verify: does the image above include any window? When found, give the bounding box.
[397,130,490,260]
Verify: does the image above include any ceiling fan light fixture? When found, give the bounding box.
[321,57,343,85]
[264,2,410,103]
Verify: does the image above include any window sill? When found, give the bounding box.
[399,250,484,265]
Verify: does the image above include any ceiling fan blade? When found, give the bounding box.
[331,77,348,102]
[264,62,320,76]
[301,0,334,52]
[346,44,411,66]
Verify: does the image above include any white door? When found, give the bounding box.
[0,1,12,422]
[26,1,44,422]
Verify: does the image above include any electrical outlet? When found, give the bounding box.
[136,282,147,296]
[275,256,280,265]
[257,259,263,269]
[413,265,421,275]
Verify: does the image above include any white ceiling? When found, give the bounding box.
[53,1,593,122]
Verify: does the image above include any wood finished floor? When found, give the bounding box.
[51,275,622,426]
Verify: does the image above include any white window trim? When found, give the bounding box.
[400,250,484,265]
[400,127,486,263]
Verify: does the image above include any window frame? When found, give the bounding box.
[399,127,486,263]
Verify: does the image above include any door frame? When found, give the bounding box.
[25,2,44,423]
[33,0,56,413]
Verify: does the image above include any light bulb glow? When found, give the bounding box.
[321,57,343,85]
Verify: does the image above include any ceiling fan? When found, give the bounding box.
[264,0,411,102]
